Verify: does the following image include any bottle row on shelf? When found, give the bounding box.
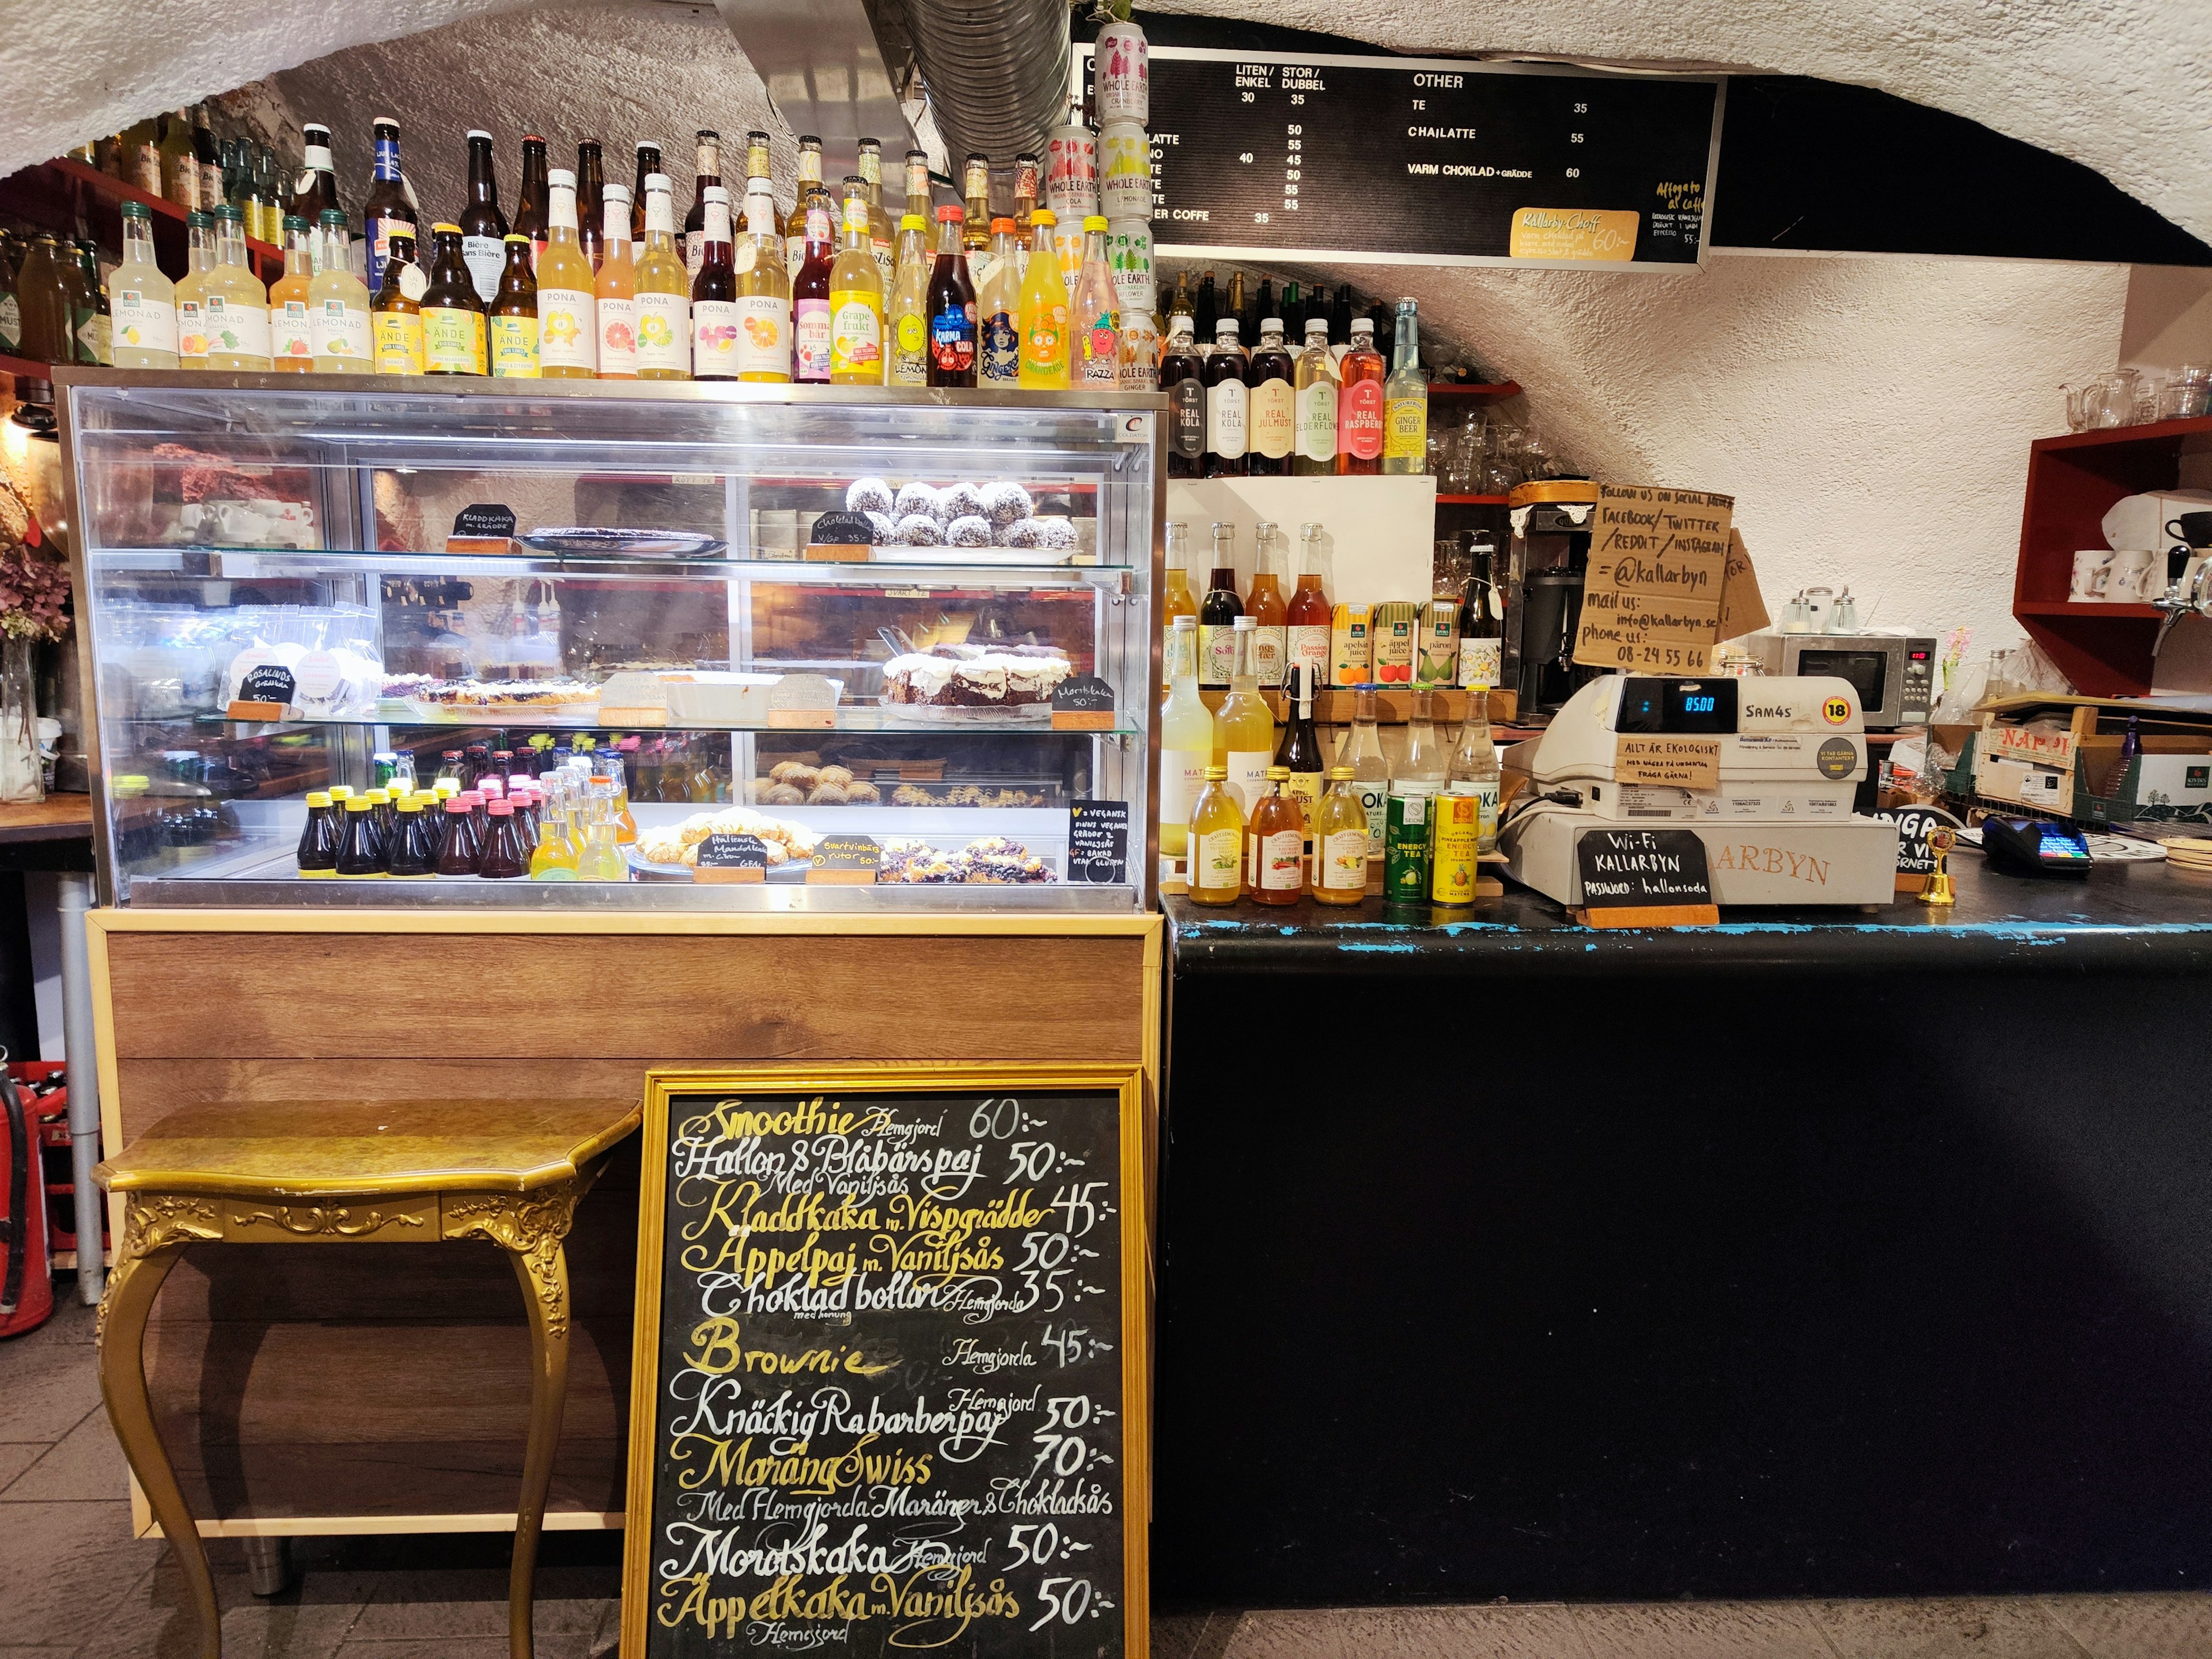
[1162,617,1503,906]
[297,755,637,881]
[1164,522,1506,691]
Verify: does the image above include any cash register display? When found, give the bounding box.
[1616,677,1739,735]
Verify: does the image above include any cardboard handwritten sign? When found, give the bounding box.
[690,832,768,884]
[1574,484,1736,672]
[1718,528,1770,640]
[1615,736,1721,791]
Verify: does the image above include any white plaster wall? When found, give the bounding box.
[1275,251,2127,652]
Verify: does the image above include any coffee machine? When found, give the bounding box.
[1501,479,1604,722]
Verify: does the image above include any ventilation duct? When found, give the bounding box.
[902,0,1071,166]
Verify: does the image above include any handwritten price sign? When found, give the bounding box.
[1573,483,1736,672]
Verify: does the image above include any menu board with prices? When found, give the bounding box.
[1079,45,1722,269]
[622,1066,1149,1659]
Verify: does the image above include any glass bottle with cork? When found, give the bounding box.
[1197,521,1243,691]
[1275,662,1328,875]
[1458,530,1504,690]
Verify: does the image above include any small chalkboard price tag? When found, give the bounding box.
[447,502,518,554]
[805,832,879,885]
[228,661,297,721]
[1069,799,1130,884]
[1574,825,1718,927]
[690,832,768,884]
[1051,673,1117,731]
[1883,805,1955,895]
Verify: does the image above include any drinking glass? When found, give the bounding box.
[1445,421,1482,493]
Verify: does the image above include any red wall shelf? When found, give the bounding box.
[1427,381,1520,402]
[1437,493,1510,505]
[0,156,285,289]
[2013,414,2212,694]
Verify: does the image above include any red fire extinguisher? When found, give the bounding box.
[0,1066,54,1339]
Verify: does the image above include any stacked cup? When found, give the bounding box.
[1093,14,1157,388]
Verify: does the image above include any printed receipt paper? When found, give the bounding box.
[1574,484,1766,673]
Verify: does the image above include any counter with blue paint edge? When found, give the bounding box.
[1166,850,2212,978]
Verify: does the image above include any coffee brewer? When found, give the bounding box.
[1501,479,1605,721]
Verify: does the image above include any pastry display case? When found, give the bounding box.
[58,373,1163,910]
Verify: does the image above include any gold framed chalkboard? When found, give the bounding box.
[620,1064,1150,1659]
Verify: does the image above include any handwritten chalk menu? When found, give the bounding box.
[622,1069,1148,1659]
[1078,45,1721,268]
[1573,484,1736,673]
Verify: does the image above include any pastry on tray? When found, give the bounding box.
[415,677,599,710]
[881,650,1073,708]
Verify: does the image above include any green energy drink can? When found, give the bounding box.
[1383,781,1438,904]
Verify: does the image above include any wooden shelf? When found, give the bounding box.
[1194,684,1517,725]
[1436,493,1510,505]
[1427,381,1521,402]
[2016,601,2164,619]
[0,156,284,286]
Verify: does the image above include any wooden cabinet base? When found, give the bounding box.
[89,910,1162,1535]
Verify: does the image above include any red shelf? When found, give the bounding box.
[2012,416,2212,694]
[0,156,285,286]
[1427,381,1520,402]
[1436,493,1510,505]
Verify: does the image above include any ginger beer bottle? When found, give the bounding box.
[633,173,690,380]
[535,170,597,377]
[1382,298,1427,475]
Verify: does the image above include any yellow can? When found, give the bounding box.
[1430,783,1483,906]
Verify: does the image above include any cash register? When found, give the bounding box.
[1499,675,1902,906]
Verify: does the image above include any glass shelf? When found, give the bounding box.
[87,546,1141,585]
[118,709,1145,738]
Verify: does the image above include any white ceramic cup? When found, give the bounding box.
[2071,548,2115,600]
[2107,547,2157,601]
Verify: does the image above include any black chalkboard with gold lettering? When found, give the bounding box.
[622,1066,1149,1659]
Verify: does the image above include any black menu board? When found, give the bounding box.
[1081,46,1722,268]
[623,1067,1148,1659]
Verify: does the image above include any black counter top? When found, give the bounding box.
[1166,848,2212,976]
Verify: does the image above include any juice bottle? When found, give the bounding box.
[1311,766,1368,905]
[387,797,439,878]
[1275,662,1327,871]
[578,814,627,881]
[1214,617,1275,817]
[371,230,425,374]
[830,188,885,383]
[1336,316,1386,474]
[200,206,271,370]
[927,204,979,387]
[634,172,691,380]
[1244,520,1287,690]
[592,766,638,843]
[309,211,372,370]
[1017,209,1069,388]
[109,202,179,369]
[690,184,740,380]
[1161,520,1197,676]
[478,798,531,878]
[1287,521,1332,688]
[1247,766,1305,906]
[487,234,540,377]
[1383,298,1427,475]
[421,225,486,375]
[174,210,211,366]
[1072,215,1119,387]
[886,212,930,387]
[334,797,385,877]
[294,791,338,876]
[1293,319,1338,475]
[435,796,480,874]
[1203,318,1249,476]
[1158,615,1210,862]
[1248,317,1296,475]
[791,191,835,384]
[1187,764,1244,906]
[1198,521,1242,691]
[595,184,637,377]
[857,137,897,285]
[267,215,316,370]
[530,801,581,879]
[733,177,791,382]
[1336,684,1391,894]
[536,169,598,377]
[976,217,1023,388]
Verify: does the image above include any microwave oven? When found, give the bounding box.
[1739,631,1937,729]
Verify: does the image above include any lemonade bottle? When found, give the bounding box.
[109,203,179,369]
[267,215,316,372]
[1310,766,1369,905]
[173,210,211,367]
[633,173,691,380]
[828,191,885,384]
[885,212,930,387]
[308,211,372,372]
[1017,208,1070,388]
[200,206,271,370]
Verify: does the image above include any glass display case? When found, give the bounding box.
[58,373,1162,910]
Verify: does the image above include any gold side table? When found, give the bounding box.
[94,1098,642,1659]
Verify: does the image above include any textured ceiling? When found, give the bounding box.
[6,0,2211,247]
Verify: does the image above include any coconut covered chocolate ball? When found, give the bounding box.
[845,477,896,516]
[893,482,943,522]
[940,482,988,522]
[1030,514,1078,551]
[896,513,942,546]
[996,518,1042,548]
[866,510,897,545]
[980,482,1034,525]
[946,514,995,548]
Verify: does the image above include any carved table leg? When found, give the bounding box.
[444,1176,591,1659]
[97,1194,225,1659]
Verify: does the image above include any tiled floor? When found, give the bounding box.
[7,1286,2209,1659]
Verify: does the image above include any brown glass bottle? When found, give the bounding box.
[1160,315,1205,478]
[435,797,481,875]
[456,130,507,305]
[629,139,661,252]
[478,798,531,878]
[419,226,485,376]
[513,135,550,266]
[576,140,605,270]
[681,129,721,275]
[925,204,977,387]
[487,234,539,376]
[361,118,416,298]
